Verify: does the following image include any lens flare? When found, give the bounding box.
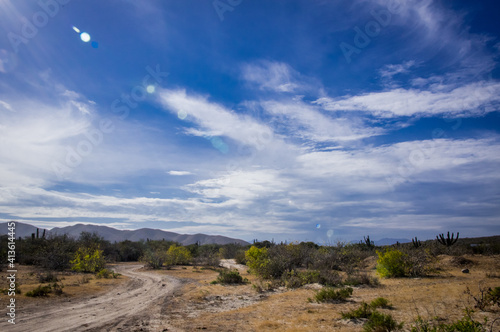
[80,32,91,42]
[177,110,187,120]
[72,26,80,33]
[316,224,321,229]
[146,85,155,93]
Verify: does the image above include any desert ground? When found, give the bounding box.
[1,255,499,331]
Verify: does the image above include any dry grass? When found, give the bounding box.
[1,256,498,331]
[0,263,128,307]
[157,255,500,331]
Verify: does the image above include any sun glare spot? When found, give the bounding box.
[177,110,187,120]
[80,32,91,42]
[147,85,155,93]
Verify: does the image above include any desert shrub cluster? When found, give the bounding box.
[312,286,353,303]
[212,269,247,285]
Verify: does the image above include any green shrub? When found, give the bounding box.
[370,297,392,309]
[165,244,192,266]
[52,282,64,295]
[26,285,52,297]
[376,248,410,278]
[245,246,271,278]
[70,247,106,273]
[313,286,353,303]
[141,249,166,269]
[213,269,246,284]
[341,298,392,319]
[96,268,121,279]
[486,286,500,307]
[363,311,403,332]
[342,302,372,319]
[410,308,488,332]
[234,250,247,265]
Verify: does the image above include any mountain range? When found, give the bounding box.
[0,222,249,246]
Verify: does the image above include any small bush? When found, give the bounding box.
[465,286,500,311]
[26,285,52,297]
[341,298,392,319]
[96,268,121,279]
[376,248,409,278]
[38,272,58,283]
[71,247,106,273]
[342,302,372,319]
[234,250,247,265]
[313,286,353,303]
[363,311,403,332]
[52,282,64,295]
[213,269,246,284]
[165,244,192,266]
[410,310,487,332]
[370,297,392,309]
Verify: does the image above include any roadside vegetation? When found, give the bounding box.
[0,228,499,330]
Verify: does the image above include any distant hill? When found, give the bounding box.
[374,238,411,246]
[0,222,249,246]
[0,222,46,239]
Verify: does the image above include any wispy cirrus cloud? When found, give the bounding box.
[379,60,416,79]
[168,170,192,176]
[241,60,304,93]
[316,81,500,117]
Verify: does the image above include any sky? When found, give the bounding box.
[0,0,499,244]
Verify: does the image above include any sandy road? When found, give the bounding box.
[1,264,182,332]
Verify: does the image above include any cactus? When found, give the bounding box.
[36,228,39,239]
[412,237,422,248]
[436,232,459,247]
[42,229,46,239]
[31,233,35,241]
[362,235,374,248]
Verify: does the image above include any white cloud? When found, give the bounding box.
[261,100,384,143]
[379,60,416,79]
[241,61,301,93]
[158,89,276,150]
[168,170,192,176]
[316,81,500,117]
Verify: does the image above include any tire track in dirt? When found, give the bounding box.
[1,264,182,332]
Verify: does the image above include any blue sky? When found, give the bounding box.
[0,0,499,243]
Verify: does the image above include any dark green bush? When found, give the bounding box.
[342,302,372,319]
[213,269,246,284]
[38,272,58,283]
[370,297,392,309]
[26,285,52,297]
[341,298,392,319]
[363,311,403,332]
[410,311,487,332]
[313,286,353,303]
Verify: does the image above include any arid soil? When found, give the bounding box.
[0,264,182,332]
[1,255,499,331]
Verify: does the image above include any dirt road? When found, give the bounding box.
[2,264,182,332]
